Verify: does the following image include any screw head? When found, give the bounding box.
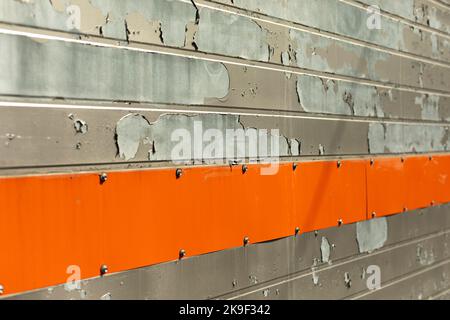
[430,200,435,206]
[242,164,248,174]
[100,264,108,276]
[370,159,374,166]
[0,284,4,295]
[175,168,183,179]
[338,219,343,226]
[403,207,408,212]
[371,212,377,218]
[295,227,300,235]
[400,157,405,163]
[293,163,298,171]
[179,249,186,259]
[99,172,108,184]
[337,160,342,168]
[429,156,433,161]
[243,236,250,246]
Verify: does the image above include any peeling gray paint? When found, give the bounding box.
[356,217,388,253]
[296,75,385,117]
[289,29,414,88]
[228,0,448,61]
[73,119,88,134]
[115,113,300,162]
[416,244,436,266]
[116,114,151,160]
[358,0,415,20]
[344,272,352,288]
[415,94,441,121]
[320,237,331,263]
[196,7,269,61]
[0,33,229,104]
[312,268,319,286]
[368,123,449,154]
[90,0,196,46]
[0,0,196,47]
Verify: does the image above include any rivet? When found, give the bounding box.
[100,264,108,276]
[295,227,300,235]
[175,168,183,179]
[403,207,408,212]
[293,163,298,171]
[338,219,343,226]
[179,249,186,259]
[429,156,433,161]
[99,172,108,184]
[370,159,374,166]
[400,157,405,163]
[371,212,377,218]
[0,284,4,295]
[337,160,342,168]
[242,164,248,174]
[243,236,250,246]
[431,200,435,206]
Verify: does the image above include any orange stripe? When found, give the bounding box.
[0,154,449,295]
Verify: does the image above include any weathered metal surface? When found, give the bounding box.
[3,203,450,300]
[1,0,448,64]
[356,0,450,34]
[214,0,450,63]
[1,104,449,171]
[0,0,449,300]
[0,33,229,104]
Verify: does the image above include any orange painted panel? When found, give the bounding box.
[420,155,450,206]
[0,154,449,295]
[367,157,406,218]
[292,159,367,232]
[404,156,441,210]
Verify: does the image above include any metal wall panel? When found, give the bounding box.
[3,204,450,300]
[0,0,449,299]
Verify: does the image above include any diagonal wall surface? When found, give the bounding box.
[0,0,449,299]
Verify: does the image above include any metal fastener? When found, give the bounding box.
[370,159,374,166]
[100,264,108,276]
[243,236,250,246]
[179,249,186,259]
[0,284,4,295]
[338,219,343,226]
[295,227,300,235]
[337,160,342,168]
[175,168,183,179]
[293,163,298,171]
[242,164,248,174]
[371,212,377,218]
[99,172,108,184]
